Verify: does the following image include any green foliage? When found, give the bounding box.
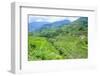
[28,17,88,61]
[51,35,88,59]
[28,36,63,60]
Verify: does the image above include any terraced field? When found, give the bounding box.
[28,36,63,60]
[28,17,88,61]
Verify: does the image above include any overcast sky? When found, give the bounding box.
[29,16,80,23]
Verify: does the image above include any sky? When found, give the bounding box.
[28,16,80,23]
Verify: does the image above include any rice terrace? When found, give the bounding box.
[28,15,88,61]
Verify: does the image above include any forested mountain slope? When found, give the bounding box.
[28,17,88,60]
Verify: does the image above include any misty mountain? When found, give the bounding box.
[41,20,70,30]
[28,19,71,32]
[28,22,49,32]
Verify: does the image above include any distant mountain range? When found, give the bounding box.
[28,19,71,32]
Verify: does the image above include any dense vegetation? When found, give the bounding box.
[28,17,88,61]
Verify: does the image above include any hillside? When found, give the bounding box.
[28,17,88,61]
[28,19,70,32]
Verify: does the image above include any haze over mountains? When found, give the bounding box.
[28,19,71,32]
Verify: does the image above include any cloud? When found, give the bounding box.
[67,17,80,22]
[46,17,67,22]
[29,16,79,23]
[35,19,44,22]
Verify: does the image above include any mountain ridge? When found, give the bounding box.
[28,19,71,32]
